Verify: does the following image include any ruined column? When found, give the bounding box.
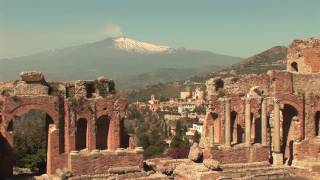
[273,99,281,153]
[225,98,231,147]
[245,98,251,146]
[261,98,267,146]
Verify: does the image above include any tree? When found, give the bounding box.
[12,110,50,174]
[126,105,167,159]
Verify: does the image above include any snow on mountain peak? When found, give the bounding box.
[113,37,173,54]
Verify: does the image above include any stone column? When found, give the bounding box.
[108,111,121,150]
[245,98,251,146]
[273,99,281,153]
[273,98,283,165]
[261,98,267,146]
[225,98,231,147]
[209,126,214,147]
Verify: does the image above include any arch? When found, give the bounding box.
[291,62,298,72]
[120,119,130,148]
[315,111,320,136]
[76,118,87,150]
[281,104,298,165]
[3,109,55,175]
[96,115,110,150]
[4,103,59,130]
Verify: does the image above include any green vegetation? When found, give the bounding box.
[12,110,51,174]
[125,105,167,159]
[170,120,190,148]
[193,105,207,115]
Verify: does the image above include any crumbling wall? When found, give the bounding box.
[0,72,134,177]
[287,38,320,74]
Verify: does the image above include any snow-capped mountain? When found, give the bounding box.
[113,37,173,54]
[0,37,242,89]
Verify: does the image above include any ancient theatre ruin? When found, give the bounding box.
[0,72,143,177]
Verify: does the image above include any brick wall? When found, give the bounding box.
[294,139,320,161]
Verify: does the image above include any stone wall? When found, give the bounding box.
[292,73,320,95]
[293,139,320,161]
[68,149,144,176]
[203,144,270,164]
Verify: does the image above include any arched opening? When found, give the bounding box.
[230,111,238,144]
[291,62,298,72]
[315,111,320,136]
[9,109,54,176]
[254,116,262,143]
[7,120,13,132]
[250,112,254,143]
[96,116,110,150]
[211,113,220,143]
[76,118,87,150]
[215,79,224,91]
[281,104,298,165]
[120,119,130,148]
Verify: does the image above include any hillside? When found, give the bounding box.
[125,46,288,102]
[226,46,287,74]
[118,65,222,89]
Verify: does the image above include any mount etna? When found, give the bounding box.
[0,37,241,89]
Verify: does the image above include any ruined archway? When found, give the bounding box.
[281,104,298,165]
[96,115,110,150]
[5,109,54,176]
[315,111,320,136]
[76,118,87,150]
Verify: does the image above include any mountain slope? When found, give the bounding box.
[125,45,289,102]
[226,46,287,74]
[0,37,242,88]
[118,65,222,89]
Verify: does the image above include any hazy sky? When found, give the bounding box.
[0,0,319,59]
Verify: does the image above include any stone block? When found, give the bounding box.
[272,152,283,166]
[20,71,45,82]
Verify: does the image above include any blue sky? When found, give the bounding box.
[0,0,319,58]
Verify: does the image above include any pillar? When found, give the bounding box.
[261,98,267,146]
[225,98,231,147]
[209,125,214,147]
[245,98,251,146]
[108,111,121,150]
[273,99,281,153]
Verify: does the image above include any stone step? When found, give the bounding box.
[220,161,270,170]
[218,166,289,179]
